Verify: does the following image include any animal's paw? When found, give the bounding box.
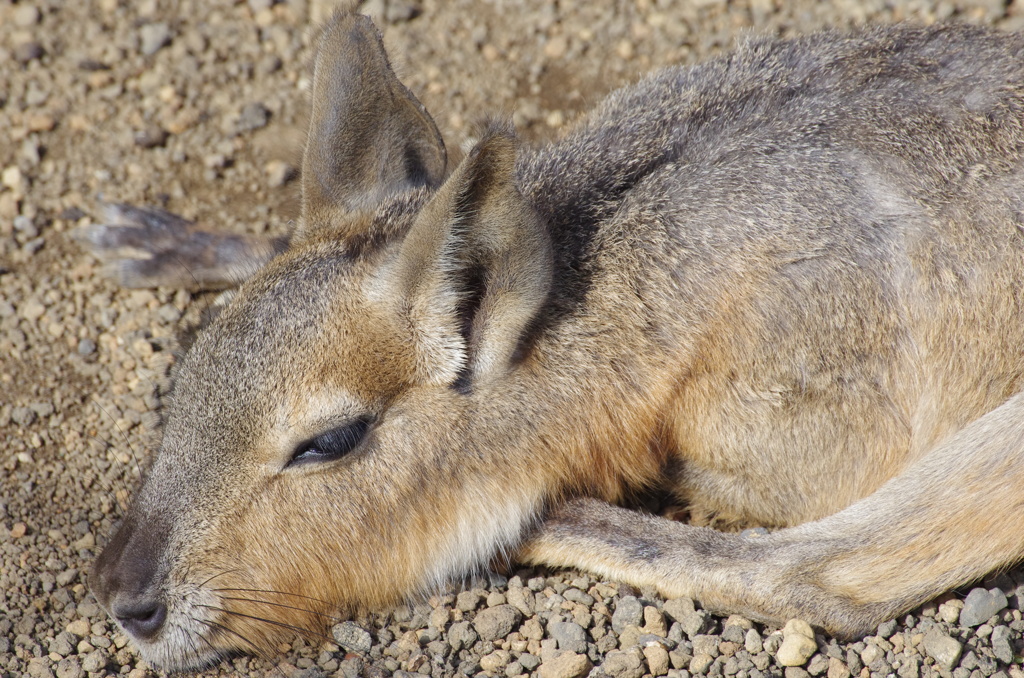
[75,204,217,288]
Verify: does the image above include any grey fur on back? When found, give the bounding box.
[517,23,1024,525]
[523,23,1024,233]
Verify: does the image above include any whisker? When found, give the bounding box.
[196,604,335,645]
[79,450,132,548]
[193,616,267,659]
[189,618,246,671]
[199,568,243,589]
[188,621,227,668]
[181,622,205,668]
[82,433,132,517]
[87,403,146,525]
[91,396,146,479]
[171,253,219,326]
[173,253,202,291]
[213,587,334,608]
[219,595,344,623]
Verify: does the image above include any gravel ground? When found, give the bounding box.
[2,0,1024,677]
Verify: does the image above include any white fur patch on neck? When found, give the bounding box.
[419,482,541,593]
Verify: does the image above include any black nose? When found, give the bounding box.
[114,599,168,640]
[91,513,171,643]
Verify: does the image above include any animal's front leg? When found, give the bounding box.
[76,203,288,289]
[523,392,1024,638]
[519,497,902,638]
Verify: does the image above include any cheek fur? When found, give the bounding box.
[204,473,417,631]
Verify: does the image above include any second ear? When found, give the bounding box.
[299,12,447,241]
[386,125,554,387]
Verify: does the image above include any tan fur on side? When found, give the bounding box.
[86,10,1024,670]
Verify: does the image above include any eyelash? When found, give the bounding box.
[288,417,372,467]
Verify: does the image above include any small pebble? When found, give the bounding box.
[77,338,97,356]
[691,634,719,657]
[827,656,851,678]
[27,114,56,132]
[55,657,83,678]
[876,619,898,638]
[473,604,521,640]
[456,590,481,611]
[990,625,1014,664]
[520,652,541,671]
[3,166,25,192]
[689,652,715,674]
[745,628,763,654]
[643,606,668,636]
[134,125,168,148]
[549,620,588,653]
[603,647,646,678]
[80,651,106,673]
[922,627,963,670]
[807,653,829,676]
[66,620,91,638]
[643,644,670,676]
[959,587,1008,627]
[480,649,510,673]
[331,622,372,654]
[663,597,696,623]
[385,0,421,23]
[12,406,38,427]
[538,651,592,678]
[611,596,644,633]
[265,159,295,187]
[680,610,710,637]
[139,22,172,55]
[721,623,746,644]
[237,102,271,132]
[777,635,817,666]
[447,620,477,652]
[938,600,962,624]
[14,40,45,63]
[861,643,883,665]
[783,619,815,639]
[14,4,42,26]
[544,35,568,59]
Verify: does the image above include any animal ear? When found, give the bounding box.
[379,123,552,386]
[298,11,447,240]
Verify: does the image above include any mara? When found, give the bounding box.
[84,10,1024,671]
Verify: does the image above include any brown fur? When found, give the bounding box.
[85,10,1024,670]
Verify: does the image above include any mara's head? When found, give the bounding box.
[90,10,554,670]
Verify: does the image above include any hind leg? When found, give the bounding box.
[522,391,1024,638]
[75,204,288,289]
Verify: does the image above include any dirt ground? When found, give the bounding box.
[2,0,1023,677]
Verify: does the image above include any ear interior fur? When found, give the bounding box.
[383,124,553,386]
[297,10,447,242]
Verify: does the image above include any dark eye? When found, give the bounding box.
[288,417,372,467]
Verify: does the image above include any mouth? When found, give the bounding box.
[117,612,225,671]
[110,578,340,671]
[102,582,242,671]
